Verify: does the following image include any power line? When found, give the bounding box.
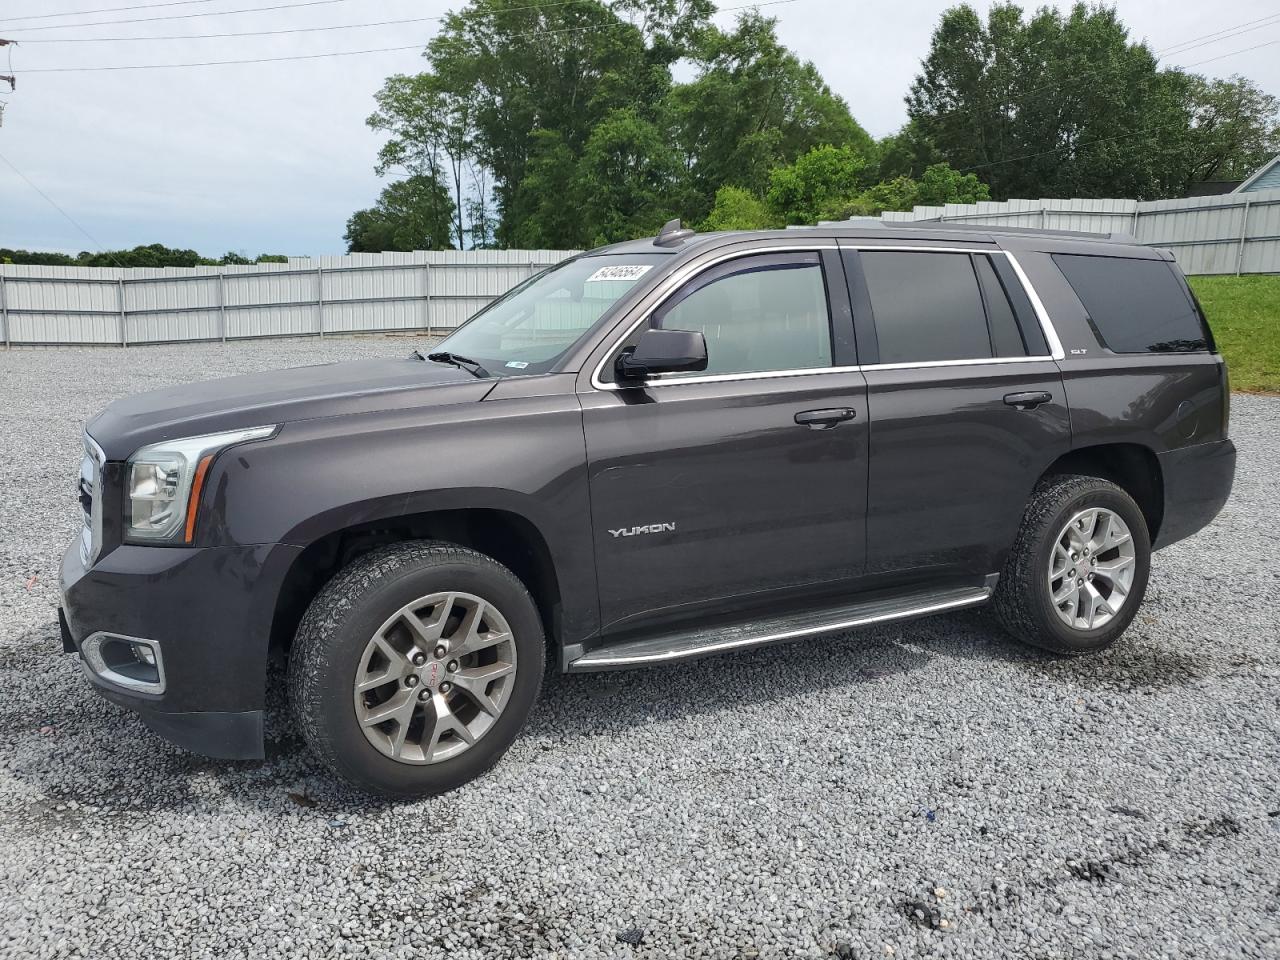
[1156,11,1280,55]
[6,0,362,32]
[0,150,125,267]
[3,0,224,23]
[15,41,423,71]
[8,0,800,71]
[12,0,609,43]
[1169,37,1280,69]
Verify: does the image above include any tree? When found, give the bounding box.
[1178,75,1279,185]
[424,0,686,247]
[79,243,206,268]
[359,1,878,247]
[1,246,290,266]
[368,72,476,249]
[908,3,1192,200]
[671,11,873,218]
[765,144,867,225]
[575,107,684,246]
[344,175,456,253]
[699,186,776,231]
[760,147,992,224]
[916,163,991,206]
[871,120,941,182]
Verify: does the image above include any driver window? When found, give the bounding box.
[650,253,833,376]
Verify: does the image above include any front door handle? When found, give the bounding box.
[794,407,857,429]
[1003,391,1052,410]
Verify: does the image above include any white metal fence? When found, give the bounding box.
[4,191,1277,347]
[877,188,1280,276]
[0,249,579,347]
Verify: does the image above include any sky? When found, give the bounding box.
[1,0,1277,258]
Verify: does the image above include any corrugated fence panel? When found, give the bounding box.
[226,270,317,310]
[864,191,1280,276]
[432,297,494,330]
[9,311,120,344]
[1242,197,1280,274]
[324,263,421,303]
[127,310,221,344]
[326,298,421,333]
[226,303,319,339]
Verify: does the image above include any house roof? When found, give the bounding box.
[1232,154,1280,193]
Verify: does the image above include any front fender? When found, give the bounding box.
[195,394,599,642]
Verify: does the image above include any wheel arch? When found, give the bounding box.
[1040,443,1164,541]
[269,507,565,662]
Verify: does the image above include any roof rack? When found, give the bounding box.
[836,217,1137,244]
[654,218,696,247]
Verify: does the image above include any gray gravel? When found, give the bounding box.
[1,337,1278,960]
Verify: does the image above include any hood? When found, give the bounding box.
[88,357,495,459]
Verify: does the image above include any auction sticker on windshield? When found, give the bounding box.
[585,264,653,283]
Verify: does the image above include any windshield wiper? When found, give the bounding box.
[423,350,490,379]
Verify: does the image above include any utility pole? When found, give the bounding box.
[0,38,14,127]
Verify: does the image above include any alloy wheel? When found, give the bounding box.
[353,591,517,764]
[1047,507,1137,631]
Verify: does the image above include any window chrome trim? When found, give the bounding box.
[588,243,1066,391]
[632,365,866,388]
[1002,250,1066,360]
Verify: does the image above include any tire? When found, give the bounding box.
[288,541,544,797]
[993,474,1151,655]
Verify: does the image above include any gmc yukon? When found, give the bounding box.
[59,220,1236,796]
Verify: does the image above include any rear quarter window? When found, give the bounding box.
[1052,254,1210,354]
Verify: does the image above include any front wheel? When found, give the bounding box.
[288,541,544,797]
[993,474,1151,655]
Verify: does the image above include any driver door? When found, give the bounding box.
[578,248,870,636]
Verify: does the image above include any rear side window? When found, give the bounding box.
[860,251,1037,364]
[1053,254,1210,353]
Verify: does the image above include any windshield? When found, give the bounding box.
[429,253,669,376]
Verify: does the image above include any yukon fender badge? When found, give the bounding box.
[609,523,676,538]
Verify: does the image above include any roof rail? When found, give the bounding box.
[654,218,696,247]
[837,217,1137,244]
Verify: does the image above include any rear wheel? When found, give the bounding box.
[993,474,1151,655]
[288,541,544,797]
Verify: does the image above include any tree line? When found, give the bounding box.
[346,0,1278,252]
[0,245,288,268]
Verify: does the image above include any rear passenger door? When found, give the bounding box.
[842,245,1071,580]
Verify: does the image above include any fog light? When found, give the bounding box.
[81,633,166,695]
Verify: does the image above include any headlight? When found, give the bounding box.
[126,425,276,543]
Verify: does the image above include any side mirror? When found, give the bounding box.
[615,328,708,382]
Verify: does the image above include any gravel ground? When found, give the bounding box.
[1,337,1278,960]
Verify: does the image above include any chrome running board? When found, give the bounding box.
[567,584,991,672]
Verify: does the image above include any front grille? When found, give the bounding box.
[78,433,105,567]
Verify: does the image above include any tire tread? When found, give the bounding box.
[286,540,542,797]
[993,474,1149,656]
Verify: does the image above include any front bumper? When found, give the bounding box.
[59,538,301,760]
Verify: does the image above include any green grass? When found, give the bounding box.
[1189,274,1280,393]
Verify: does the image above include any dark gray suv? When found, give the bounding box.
[59,221,1235,796]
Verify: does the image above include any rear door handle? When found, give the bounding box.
[1003,391,1052,410]
[794,407,857,429]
